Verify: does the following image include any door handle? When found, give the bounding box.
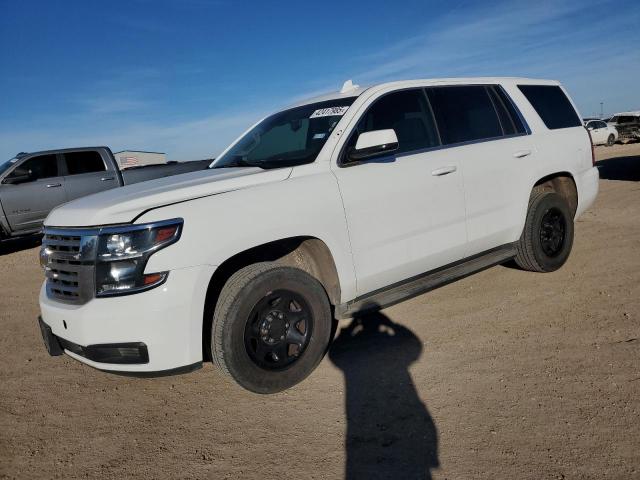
[513,150,532,158]
[46,183,62,188]
[100,176,115,181]
[431,166,457,176]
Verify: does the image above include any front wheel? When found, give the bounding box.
[606,134,615,146]
[211,263,332,394]
[514,191,574,272]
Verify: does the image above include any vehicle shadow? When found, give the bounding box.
[329,311,439,480]
[596,155,640,181]
[0,234,41,256]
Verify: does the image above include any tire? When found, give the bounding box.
[514,191,574,272]
[606,134,615,146]
[211,262,332,394]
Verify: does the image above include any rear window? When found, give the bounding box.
[426,86,502,144]
[518,85,581,130]
[64,151,106,175]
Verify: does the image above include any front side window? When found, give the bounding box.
[518,85,581,130]
[427,86,503,144]
[64,151,106,175]
[213,98,357,169]
[346,89,440,156]
[7,154,58,180]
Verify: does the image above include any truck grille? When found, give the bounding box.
[41,229,98,305]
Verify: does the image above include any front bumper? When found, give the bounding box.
[38,264,216,373]
[39,316,149,364]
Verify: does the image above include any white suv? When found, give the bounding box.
[38,77,599,393]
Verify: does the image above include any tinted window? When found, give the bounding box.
[518,85,581,130]
[492,86,527,134]
[64,151,106,175]
[616,116,637,124]
[8,154,58,180]
[427,86,502,144]
[348,89,440,155]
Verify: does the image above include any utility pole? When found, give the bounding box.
[600,102,604,119]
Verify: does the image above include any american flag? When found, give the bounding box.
[120,156,139,168]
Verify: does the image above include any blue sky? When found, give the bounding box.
[1,0,638,161]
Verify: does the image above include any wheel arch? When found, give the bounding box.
[201,236,341,360]
[533,172,578,216]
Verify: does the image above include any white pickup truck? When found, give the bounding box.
[38,77,599,393]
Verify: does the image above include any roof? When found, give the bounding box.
[612,111,640,116]
[290,77,560,108]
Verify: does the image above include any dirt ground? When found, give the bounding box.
[1,144,639,479]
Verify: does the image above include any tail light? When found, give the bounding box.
[586,128,596,166]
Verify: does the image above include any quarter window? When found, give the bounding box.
[426,86,503,144]
[64,151,106,175]
[347,89,440,156]
[518,85,581,130]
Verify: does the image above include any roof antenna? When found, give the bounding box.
[340,79,359,93]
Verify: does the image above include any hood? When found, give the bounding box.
[45,166,292,227]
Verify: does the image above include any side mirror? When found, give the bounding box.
[587,125,594,130]
[348,129,399,162]
[3,167,33,185]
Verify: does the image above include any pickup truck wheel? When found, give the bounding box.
[211,263,332,394]
[606,134,615,146]
[514,191,574,272]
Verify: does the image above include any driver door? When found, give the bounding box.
[588,121,606,144]
[331,88,467,296]
[1,154,67,233]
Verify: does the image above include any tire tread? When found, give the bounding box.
[211,262,279,377]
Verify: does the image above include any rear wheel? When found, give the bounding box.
[514,191,574,272]
[211,263,332,394]
[606,134,615,146]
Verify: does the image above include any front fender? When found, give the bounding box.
[135,168,357,303]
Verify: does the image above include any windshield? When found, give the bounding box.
[213,97,357,169]
[0,158,20,177]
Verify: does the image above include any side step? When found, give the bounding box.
[336,244,517,319]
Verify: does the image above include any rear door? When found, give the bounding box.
[61,149,119,201]
[426,84,534,256]
[0,154,67,232]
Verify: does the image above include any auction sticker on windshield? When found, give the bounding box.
[310,106,350,118]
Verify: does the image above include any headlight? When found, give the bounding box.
[95,218,183,297]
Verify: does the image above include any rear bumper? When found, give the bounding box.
[575,166,599,218]
[38,264,216,373]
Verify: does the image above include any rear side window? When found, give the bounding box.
[64,151,106,175]
[9,154,58,180]
[518,85,581,130]
[348,89,440,155]
[427,86,502,144]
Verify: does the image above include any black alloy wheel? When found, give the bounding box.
[244,289,313,370]
[539,207,566,258]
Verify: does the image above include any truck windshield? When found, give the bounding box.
[212,97,357,169]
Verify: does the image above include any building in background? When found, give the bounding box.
[113,150,166,169]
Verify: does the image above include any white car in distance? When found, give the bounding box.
[585,119,618,146]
